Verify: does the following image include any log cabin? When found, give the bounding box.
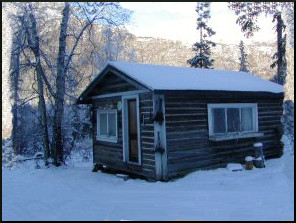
[77,61,284,181]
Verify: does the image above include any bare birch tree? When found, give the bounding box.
[2,3,14,140]
[8,3,53,162]
[52,2,131,165]
[10,16,25,154]
[26,4,51,163]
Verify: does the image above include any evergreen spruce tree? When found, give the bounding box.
[187,2,216,69]
[238,40,249,72]
[270,12,287,86]
[229,2,292,85]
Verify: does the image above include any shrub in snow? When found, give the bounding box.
[2,139,20,169]
[62,105,92,162]
[34,152,44,159]
[64,137,92,165]
[76,138,92,162]
[33,152,44,169]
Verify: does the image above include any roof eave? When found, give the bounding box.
[76,62,153,105]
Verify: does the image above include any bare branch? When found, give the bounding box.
[12,96,38,110]
[64,19,94,74]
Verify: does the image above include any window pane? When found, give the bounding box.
[99,113,107,136]
[212,108,226,134]
[241,107,254,131]
[108,113,116,137]
[227,108,240,132]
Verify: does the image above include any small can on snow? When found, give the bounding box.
[245,156,254,170]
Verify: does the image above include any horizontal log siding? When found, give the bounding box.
[89,72,137,96]
[92,92,156,179]
[164,92,284,178]
[139,92,156,176]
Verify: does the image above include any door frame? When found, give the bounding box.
[122,94,141,165]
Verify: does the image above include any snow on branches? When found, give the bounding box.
[187,2,216,69]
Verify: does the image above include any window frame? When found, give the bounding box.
[208,103,258,137]
[96,109,118,143]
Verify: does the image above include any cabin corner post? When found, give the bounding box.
[91,107,96,166]
[153,94,168,181]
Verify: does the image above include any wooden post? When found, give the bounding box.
[153,94,168,181]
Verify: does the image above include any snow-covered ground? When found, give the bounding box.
[2,154,294,221]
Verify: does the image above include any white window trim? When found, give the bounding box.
[97,109,118,143]
[122,94,142,166]
[208,103,259,138]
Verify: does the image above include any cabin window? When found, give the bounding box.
[208,103,258,138]
[97,109,118,142]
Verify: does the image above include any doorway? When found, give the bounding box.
[122,95,141,165]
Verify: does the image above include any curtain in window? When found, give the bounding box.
[213,108,226,134]
[227,108,240,132]
[241,107,253,131]
[99,113,107,135]
[108,113,116,136]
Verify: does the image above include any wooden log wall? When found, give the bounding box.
[163,91,284,178]
[92,92,156,179]
[89,72,137,96]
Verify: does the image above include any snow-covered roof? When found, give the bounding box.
[108,61,284,93]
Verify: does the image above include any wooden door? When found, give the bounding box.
[127,99,138,163]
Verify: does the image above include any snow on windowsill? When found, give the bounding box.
[209,132,264,141]
[96,136,118,143]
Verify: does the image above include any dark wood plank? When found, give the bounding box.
[164,92,284,177]
[91,93,156,179]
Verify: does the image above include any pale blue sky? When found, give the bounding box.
[121,2,276,46]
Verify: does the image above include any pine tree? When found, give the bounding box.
[187,2,216,69]
[270,12,287,86]
[229,2,292,85]
[238,41,249,72]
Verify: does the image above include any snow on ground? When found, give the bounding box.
[2,156,294,221]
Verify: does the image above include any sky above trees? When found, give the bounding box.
[121,2,276,45]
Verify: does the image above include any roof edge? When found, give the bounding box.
[155,89,285,98]
[76,62,153,104]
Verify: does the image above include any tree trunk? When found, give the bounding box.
[52,2,70,166]
[199,26,203,68]
[2,3,14,140]
[10,29,22,155]
[27,5,51,164]
[36,62,51,164]
[277,14,283,85]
